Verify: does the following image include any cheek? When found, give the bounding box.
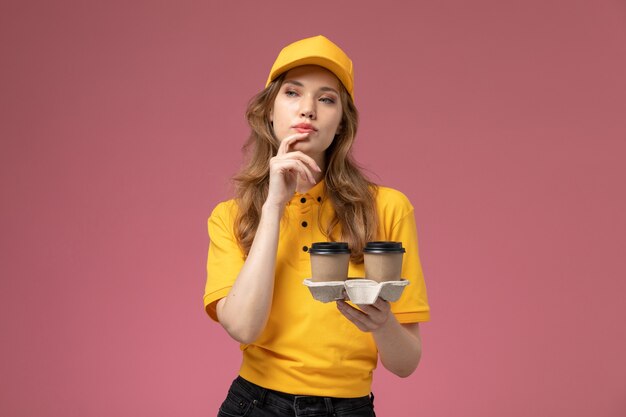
[332,114,343,134]
[270,108,292,138]
[271,102,291,126]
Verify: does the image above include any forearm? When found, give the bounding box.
[217,203,282,343]
[373,319,422,377]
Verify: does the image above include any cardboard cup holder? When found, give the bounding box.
[303,278,409,304]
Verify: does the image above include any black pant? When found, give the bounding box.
[217,376,376,417]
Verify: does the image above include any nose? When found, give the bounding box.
[299,96,316,120]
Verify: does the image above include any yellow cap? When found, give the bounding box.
[265,35,354,100]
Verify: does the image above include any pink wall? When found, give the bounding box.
[1,1,625,416]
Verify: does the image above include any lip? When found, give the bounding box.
[293,123,317,133]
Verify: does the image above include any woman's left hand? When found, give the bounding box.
[336,298,391,333]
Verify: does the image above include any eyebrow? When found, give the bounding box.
[283,80,339,95]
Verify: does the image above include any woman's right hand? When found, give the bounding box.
[265,133,322,210]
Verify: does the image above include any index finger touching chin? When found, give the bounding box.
[276,136,291,155]
[277,133,308,155]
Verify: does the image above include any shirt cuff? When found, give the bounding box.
[393,310,430,323]
[203,286,232,322]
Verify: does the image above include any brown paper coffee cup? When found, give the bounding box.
[363,241,405,282]
[308,242,350,282]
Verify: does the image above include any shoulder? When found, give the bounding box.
[370,185,420,240]
[373,185,414,212]
[372,185,415,229]
[208,199,239,227]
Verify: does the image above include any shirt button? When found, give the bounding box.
[300,197,306,203]
[301,221,308,227]
[302,245,308,252]
[317,197,322,202]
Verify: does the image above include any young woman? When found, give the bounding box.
[204,35,430,417]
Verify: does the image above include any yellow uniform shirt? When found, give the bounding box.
[204,180,430,397]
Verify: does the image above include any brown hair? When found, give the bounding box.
[232,72,378,263]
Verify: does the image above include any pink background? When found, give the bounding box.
[1,1,625,416]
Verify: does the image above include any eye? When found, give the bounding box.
[285,89,299,97]
[319,96,336,104]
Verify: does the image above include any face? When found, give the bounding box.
[270,65,344,163]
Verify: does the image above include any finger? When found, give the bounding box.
[356,298,386,314]
[337,302,370,331]
[274,153,321,177]
[369,297,390,312]
[276,133,309,156]
[293,160,316,184]
[354,304,385,325]
[273,159,316,185]
[337,300,360,316]
[357,299,390,323]
[338,301,372,326]
[286,151,322,172]
[355,303,377,314]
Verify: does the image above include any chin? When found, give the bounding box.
[291,142,311,151]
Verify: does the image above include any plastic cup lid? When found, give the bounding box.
[308,242,351,254]
[363,241,406,254]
